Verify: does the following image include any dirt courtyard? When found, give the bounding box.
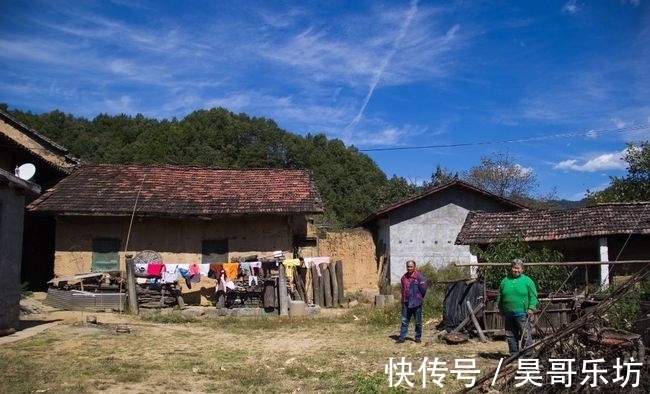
[1,293,509,394]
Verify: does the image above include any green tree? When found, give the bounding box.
[300,134,387,229]
[378,175,420,207]
[462,152,538,199]
[588,141,650,203]
[431,164,456,185]
[3,105,395,228]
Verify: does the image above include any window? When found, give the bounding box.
[91,238,121,272]
[202,239,228,264]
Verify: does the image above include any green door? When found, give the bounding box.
[91,238,121,272]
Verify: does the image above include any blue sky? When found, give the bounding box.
[1,1,648,201]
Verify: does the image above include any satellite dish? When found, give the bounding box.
[17,163,36,181]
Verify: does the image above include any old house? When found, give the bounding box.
[0,170,40,331]
[357,180,527,284]
[455,202,650,288]
[26,164,324,301]
[0,110,78,330]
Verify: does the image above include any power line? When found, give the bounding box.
[358,123,649,152]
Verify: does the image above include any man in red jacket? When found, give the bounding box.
[396,260,428,344]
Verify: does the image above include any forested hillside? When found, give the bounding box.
[4,105,399,229]
[5,104,596,226]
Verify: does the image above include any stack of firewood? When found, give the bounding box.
[135,282,182,308]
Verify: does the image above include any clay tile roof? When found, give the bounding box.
[27,164,324,217]
[456,202,650,244]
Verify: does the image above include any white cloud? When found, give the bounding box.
[562,0,580,14]
[344,0,420,138]
[109,59,136,76]
[610,117,627,128]
[259,3,463,90]
[103,95,135,115]
[350,125,422,147]
[515,164,534,175]
[553,150,627,172]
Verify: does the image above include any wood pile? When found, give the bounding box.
[213,258,345,310]
[44,272,127,311]
[217,283,264,308]
[135,282,183,308]
[306,260,344,307]
[459,264,650,394]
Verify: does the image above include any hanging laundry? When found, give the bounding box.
[223,262,240,280]
[248,261,262,286]
[134,264,148,277]
[282,259,302,280]
[147,263,165,277]
[188,263,201,283]
[209,263,224,279]
[198,264,211,276]
[177,267,192,289]
[304,257,330,276]
[161,266,178,283]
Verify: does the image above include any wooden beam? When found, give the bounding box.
[466,300,487,342]
[455,259,650,267]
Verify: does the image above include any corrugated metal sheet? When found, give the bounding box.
[44,288,127,311]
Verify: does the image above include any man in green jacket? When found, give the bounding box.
[497,259,538,357]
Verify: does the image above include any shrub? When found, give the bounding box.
[361,263,471,328]
[472,235,569,292]
[417,263,470,318]
[607,274,650,330]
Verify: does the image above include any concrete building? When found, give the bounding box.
[357,180,526,284]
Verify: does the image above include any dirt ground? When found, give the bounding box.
[1,293,509,394]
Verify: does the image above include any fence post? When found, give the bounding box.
[125,254,139,315]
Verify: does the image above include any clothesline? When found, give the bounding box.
[134,257,332,283]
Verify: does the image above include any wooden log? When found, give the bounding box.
[160,287,166,307]
[305,266,314,305]
[377,254,385,284]
[311,264,322,307]
[466,300,487,342]
[278,264,289,316]
[336,260,344,305]
[318,265,324,307]
[323,265,332,307]
[294,267,306,302]
[329,260,339,307]
[125,255,139,315]
[452,303,484,333]
[263,280,276,309]
[216,292,226,309]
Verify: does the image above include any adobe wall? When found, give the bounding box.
[52,218,379,305]
[54,216,294,277]
[299,228,378,296]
